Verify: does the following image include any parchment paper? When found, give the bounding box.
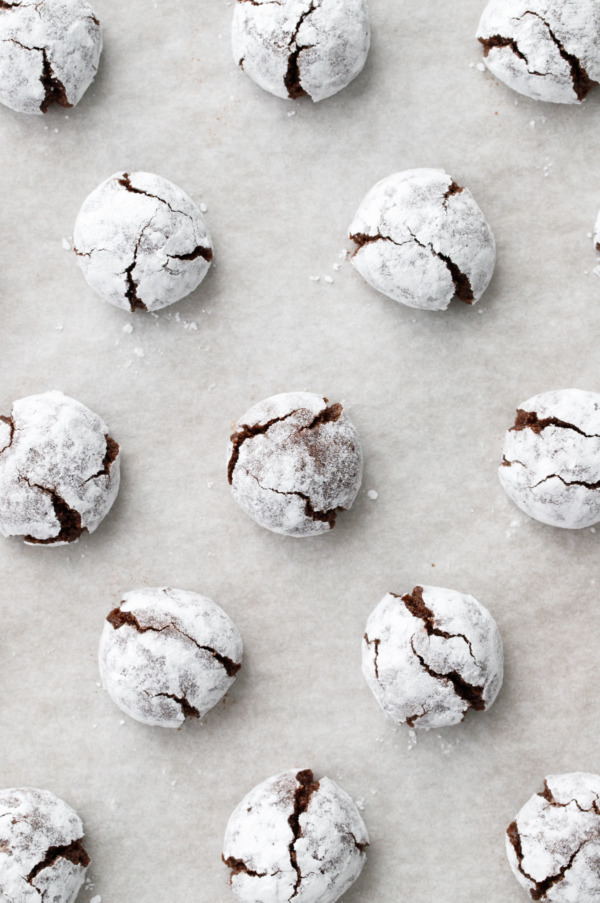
[1,1,600,900]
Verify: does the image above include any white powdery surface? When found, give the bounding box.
[98,587,243,729]
[349,168,496,311]
[232,0,370,102]
[499,388,600,529]
[73,171,213,313]
[223,769,368,903]
[228,391,363,537]
[506,773,600,902]
[0,390,120,545]
[362,585,504,729]
[477,0,600,104]
[0,0,102,115]
[0,788,89,903]
[592,209,600,251]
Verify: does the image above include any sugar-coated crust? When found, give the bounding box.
[99,587,243,728]
[477,0,600,104]
[0,0,102,114]
[499,389,600,529]
[349,168,496,311]
[232,0,370,102]
[0,390,120,544]
[362,585,504,729]
[223,769,368,903]
[0,787,89,903]
[228,392,363,537]
[73,171,213,313]
[506,773,600,901]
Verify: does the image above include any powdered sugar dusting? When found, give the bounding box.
[228,391,363,537]
[232,0,370,102]
[0,390,120,544]
[0,0,102,115]
[349,168,496,311]
[507,773,600,901]
[98,587,243,728]
[223,769,368,903]
[73,171,212,313]
[0,788,89,902]
[362,585,504,729]
[477,0,600,104]
[499,388,600,529]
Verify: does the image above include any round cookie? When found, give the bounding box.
[499,389,600,529]
[349,168,496,311]
[0,390,120,545]
[227,392,362,537]
[362,585,503,729]
[0,787,89,903]
[223,768,368,903]
[73,171,213,313]
[0,0,102,115]
[99,586,243,728]
[232,0,370,102]
[507,773,600,902]
[477,0,600,104]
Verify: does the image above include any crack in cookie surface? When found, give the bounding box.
[118,173,195,224]
[228,408,300,484]
[107,606,241,676]
[410,637,485,714]
[511,409,600,439]
[83,435,119,483]
[407,229,473,303]
[26,837,89,886]
[0,414,15,454]
[152,691,200,719]
[248,472,341,529]
[288,769,320,897]
[22,480,86,544]
[401,586,480,666]
[519,10,594,101]
[222,854,268,880]
[363,633,380,679]
[284,1,317,99]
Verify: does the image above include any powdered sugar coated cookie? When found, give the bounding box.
[232,0,370,102]
[0,390,120,545]
[0,0,102,114]
[73,171,213,313]
[477,0,600,104]
[349,168,496,311]
[506,773,600,901]
[99,587,243,728]
[223,769,368,903]
[228,392,362,537]
[0,787,89,903]
[362,585,503,729]
[499,389,600,529]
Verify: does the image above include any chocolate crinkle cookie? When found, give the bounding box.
[73,171,213,313]
[499,389,600,529]
[0,0,102,115]
[228,392,362,537]
[0,787,89,903]
[349,168,496,311]
[477,0,600,104]
[0,390,120,545]
[232,0,370,102]
[362,585,504,729]
[223,769,368,903]
[507,773,600,902]
[99,587,243,728]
